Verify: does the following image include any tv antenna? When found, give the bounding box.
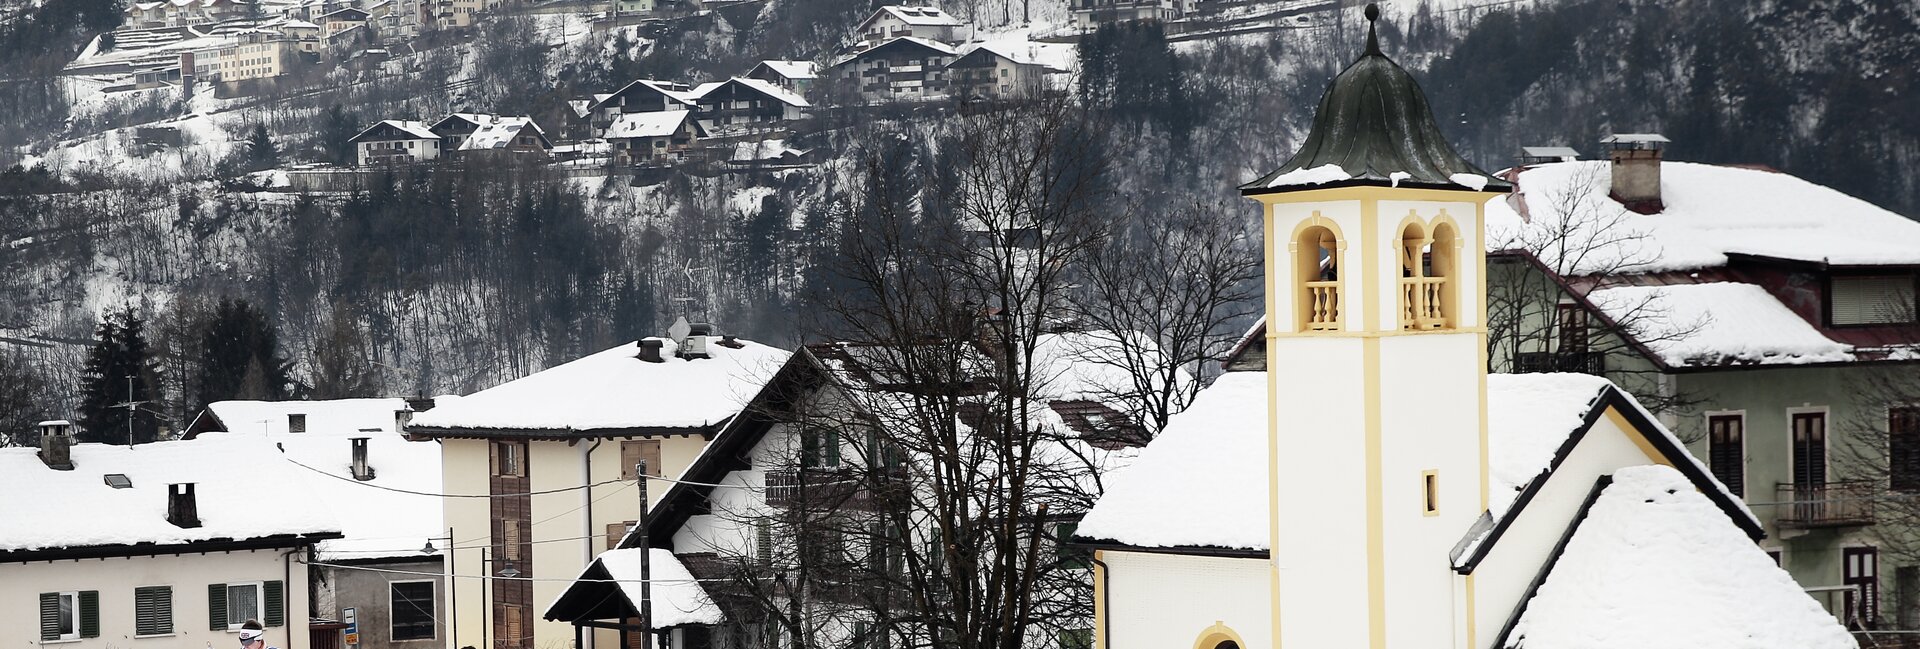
[110,375,150,447]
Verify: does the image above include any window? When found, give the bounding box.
[390,581,436,640]
[1053,522,1088,569]
[288,414,306,433]
[607,521,635,550]
[502,520,524,561]
[1792,411,1828,487]
[1831,276,1916,325]
[39,591,95,641]
[1846,546,1881,629]
[755,518,774,568]
[227,582,260,628]
[1894,407,1920,492]
[621,440,661,480]
[1295,225,1342,331]
[207,581,282,629]
[1058,629,1093,649]
[495,441,522,476]
[135,586,173,636]
[800,428,841,468]
[1555,302,1589,353]
[1707,414,1745,498]
[1422,470,1439,516]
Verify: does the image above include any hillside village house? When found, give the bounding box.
[1066,0,1190,30]
[588,80,700,136]
[852,6,963,51]
[690,78,810,135]
[1486,133,1920,625]
[1,422,342,649]
[1073,8,1854,649]
[126,0,256,28]
[432,114,553,159]
[946,44,1066,101]
[185,398,448,649]
[605,110,707,165]
[405,324,788,649]
[545,330,1162,649]
[746,60,819,94]
[320,7,370,37]
[827,37,958,104]
[350,120,442,166]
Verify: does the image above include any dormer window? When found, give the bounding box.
[1830,275,1917,326]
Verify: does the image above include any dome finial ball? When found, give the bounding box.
[1364,3,1379,21]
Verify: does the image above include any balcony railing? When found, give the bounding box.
[766,467,907,510]
[1776,481,1876,529]
[1514,351,1606,375]
[1303,280,1341,331]
[1399,277,1447,330]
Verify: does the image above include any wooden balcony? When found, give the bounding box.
[1514,351,1605,375]
[1775,481,1876,529]
[766,467,908,511]
[1398,277,1447,330]
[1304,280,1341,331]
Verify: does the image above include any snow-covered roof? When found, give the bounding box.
[595,80,699,110]
[408,337,790,433]
[0,436,340,554]
[700,77,810,108]
[838,36,959,66]
[954,41,1071,71]
[1077,372,1743,551]
[597,548,725,627]
[603,110,698,139]
[460,116,547,151]
[1487,161,1920,274]
[1599,133,1670,146]
[1503,465,1852,649]
[1589,282,1854,367]
[197,399,442,561]
[351,119,437,142]
[874,5,963,27]
[752,60,818,80]
[1520,146,1579,160]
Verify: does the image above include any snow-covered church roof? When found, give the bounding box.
[408,337,790,435]
[1075,372,1751,551]
[1502,465,1853,649]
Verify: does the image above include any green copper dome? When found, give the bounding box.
[1242,4,1510,195]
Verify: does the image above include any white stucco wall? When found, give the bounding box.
[1,547,310,649]
[1102,551,1269,649]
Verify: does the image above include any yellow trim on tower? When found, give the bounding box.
[1363,336,1386,649]
[1360,196,1380,332]
[1093,550,1107,649]
[1262,198,1285,649]
[1193,622,1250,649]
[1465,574,1479,649]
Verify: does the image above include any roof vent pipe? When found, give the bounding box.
[637,338,666,363]
[167,483,202,529]
[38,420,74,471]
[351,437,376,481]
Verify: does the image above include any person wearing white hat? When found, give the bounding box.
[238,620,279,649]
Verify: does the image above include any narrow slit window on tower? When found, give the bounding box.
[1422,470,1439,516]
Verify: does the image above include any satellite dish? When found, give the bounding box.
[668,316,692,344]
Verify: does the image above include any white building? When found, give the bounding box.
[0,423,341,649]
[406,323,789,649]
[604,109,707,164]
[852,6,964,50]
[187,398,448,649]
[1065,0,1190,31]
[688,77,810,135]
[826,36,958,104]
[1074,9,1854,649]
[349,120,442,166]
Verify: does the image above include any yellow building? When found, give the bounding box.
[1074,5,1855,649]
[406,327,789,649]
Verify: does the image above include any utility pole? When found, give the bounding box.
[111,375,149,447]
[636,460,652,649]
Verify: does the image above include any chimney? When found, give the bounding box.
[351,437,376,481]
[38,420,74,471]
[167,483,201,529]
[1601,133,1668,214]
[637,338,665,363]
[717,334,745,349]
[679,323,714,360]
[405,396,436,413]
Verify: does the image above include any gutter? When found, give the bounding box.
[1092,555,1112,649]
[583,437,603,649]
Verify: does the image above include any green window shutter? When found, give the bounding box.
[800,429,818,468]
[80,590,99,638]
[209,583,228,630]
[263,580,285,627]
[136,586,174,636]
[39,592,60,641]
[826,430,840,466]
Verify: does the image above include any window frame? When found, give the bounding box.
[1893,406,1920,492]
[387,579,438,641]
[1787,407,1831,488]
[134,585,175,637]
[1705,410,1747,499]
[1826,273,1919,328]
[48,591,81,641]
[225,581,263,631]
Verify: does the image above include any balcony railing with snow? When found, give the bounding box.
[1399,277,1448,330]
[1304,280,1341,331]
[1775,481,1876,529]
[766,467,908,510]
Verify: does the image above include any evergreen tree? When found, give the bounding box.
[75,309,165,445]
[195,298,292,412]
[246,123,278,169]
[308,304,380,399]
[318,104,361,166]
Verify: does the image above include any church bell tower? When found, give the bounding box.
[1244,5,1511,649]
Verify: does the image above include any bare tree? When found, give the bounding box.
[1485,164,1707,417]
[1069,200,1261,436]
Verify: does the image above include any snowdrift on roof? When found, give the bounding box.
[595,548,725,627]
[1589,282,1853,366]
[1505,465,1852,649]
[409,337,789,432]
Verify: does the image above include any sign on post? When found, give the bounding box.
[343,607,359,647]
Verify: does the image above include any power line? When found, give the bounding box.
[297,558,731,584]
[281,454,758,499]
